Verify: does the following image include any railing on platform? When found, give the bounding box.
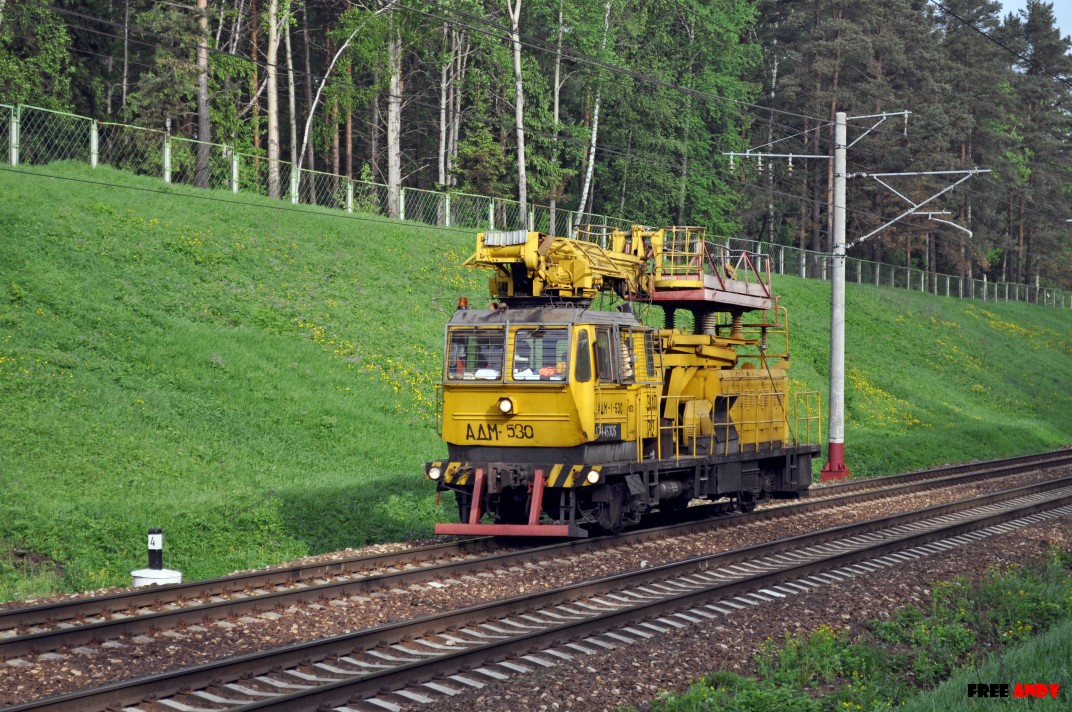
[793,391,822,447]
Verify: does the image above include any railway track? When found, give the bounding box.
[2,449,1069,661]
[11,471,1072,712]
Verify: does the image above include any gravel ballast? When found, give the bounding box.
[2,468,1069,707]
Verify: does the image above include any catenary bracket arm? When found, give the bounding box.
[848,170,989,249]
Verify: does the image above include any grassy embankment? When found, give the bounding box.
[1,162,1070,601]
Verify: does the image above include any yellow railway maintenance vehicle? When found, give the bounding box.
[426,225,821,537]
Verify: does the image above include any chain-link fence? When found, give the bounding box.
[98,122,166,178]
[19,106,92,165]
[352,178,390,216]
[404,187,446,225]
[235,150,270,196]
[4,103,1069,309]
[303,168,346,209]
[168,137,233,192]
[448,191,491,230]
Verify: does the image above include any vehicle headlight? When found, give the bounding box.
[586,470,600,484]
[498,397,514,414]
[428,466,442,480]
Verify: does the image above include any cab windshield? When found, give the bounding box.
[446,327,505,380]
[511,327,569,381]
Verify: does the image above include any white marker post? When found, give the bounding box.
[131,527,182,586]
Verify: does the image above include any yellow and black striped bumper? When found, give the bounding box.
[425,461,604,488]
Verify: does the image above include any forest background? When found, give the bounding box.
[1,0,1070,291]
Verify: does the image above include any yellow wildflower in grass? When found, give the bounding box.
[930,336,983,372]
[846,368,927,430]
[295,317,438,422]
[963,304,1071,352]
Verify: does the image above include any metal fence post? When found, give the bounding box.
[400,188,406,221]
[445,193,451,227]
[90,120,99,168]
[488,200,495,230]
[778,248,784,275]
[230,149,239,193]
[855,260,861,284]
[10,105,19,166]
[799,251,805,278]
[290,168,299,204]
[163,135,171,183]
[528,208,535,231]
[346,180,353,213]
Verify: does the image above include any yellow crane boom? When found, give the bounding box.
[468,225,774,312]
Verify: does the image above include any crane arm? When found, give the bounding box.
[468,225,773,312]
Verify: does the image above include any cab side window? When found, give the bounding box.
[594,327,616,382]
[574,330,592,382]
[644,331,658,378]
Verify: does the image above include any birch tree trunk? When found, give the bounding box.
[332,96,340,192]
[251,0,260,153]
[105,0,114,115]
[506,0,528,228]
[195,0,212,189]
[386,25,402,218]
[371,73,381,179]
[574,0,612,229]
[285,8,298,172]
[267,0,281,198]
[302,10,314,174]
[296,9,388,178]
[229,0,246,54]
[549,0,563,235]
[449,31,468,187]
[214,0,225,48]
[121,0,130,109]
[438,23,449,187]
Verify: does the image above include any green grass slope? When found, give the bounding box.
[901,617,1072,712]
[776,275,1072,475]
[1,163,1070,600]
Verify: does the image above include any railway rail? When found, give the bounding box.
[10,470,1072,712]
[2,449,1069,662]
